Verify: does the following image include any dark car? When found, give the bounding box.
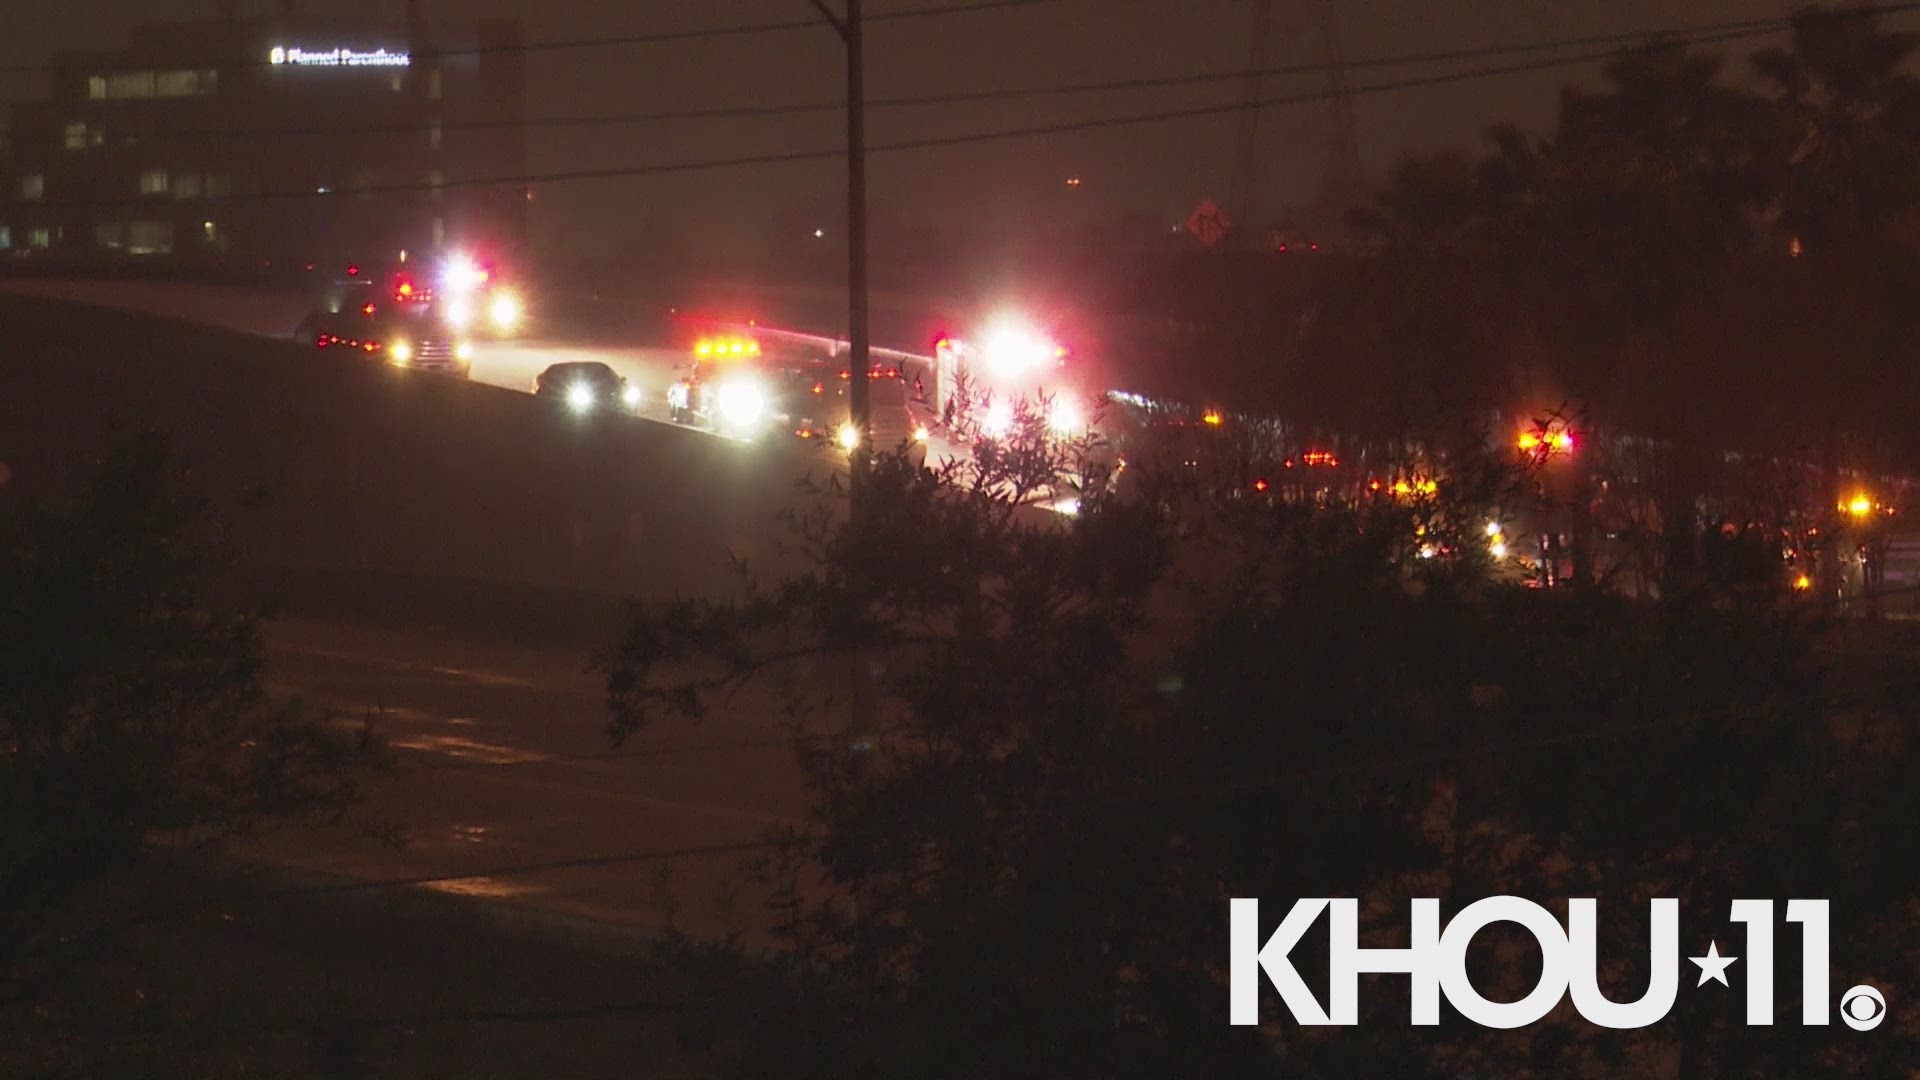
[535,361,641,414]
[304,304,473,376]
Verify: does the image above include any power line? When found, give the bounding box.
[0,0,1066,77]
[65,5,1912,145]
[15,24,1816,213]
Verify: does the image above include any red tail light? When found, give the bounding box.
[316,335,329,348]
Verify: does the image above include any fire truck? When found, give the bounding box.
[294,251,527,341]
[666,329,927,455]
[930,315,1089,442]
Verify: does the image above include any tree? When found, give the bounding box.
[605,413,1920,1077]
[1753,5,1920,252]
[0,431,369,1071]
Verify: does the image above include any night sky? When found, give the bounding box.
[1,0,1849,262]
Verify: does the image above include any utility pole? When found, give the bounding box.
[810,0,876,748]
[811,0,872,486]
[1315,0,1362,225]
[1226,0,1273,246]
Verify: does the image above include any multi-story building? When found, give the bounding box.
[0,5,526,270]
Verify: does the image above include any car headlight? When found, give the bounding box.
[1047,395,1084,434]
[981,400,1013,437]
[567,383,595,412]
[622,384,642,408]
[489,291,523,331]
[715,379,767,427]
[389,340,413,364]
[455,341,474,362]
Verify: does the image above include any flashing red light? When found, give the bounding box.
[1368,479,1382,492]
[397,282,413,297]
[362,303,376,315]
[346,264,360,276]
[1303,450,1338,467]
[812,382,824,395]
[304,263,315,272]
[364,341,377,352]
[1277,243,1288,253]
[315,335,329,348]
[1309,242,1319,251]
[1253,478,1270,492]
[1284,458,1295,468]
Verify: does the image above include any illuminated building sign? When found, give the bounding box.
[268,46,411,68]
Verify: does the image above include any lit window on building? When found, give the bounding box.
[28,227,51,250]
[429,122,443,150]
[0,226,10,250]
[202,219,218,246]
[88,75,107,100]
[156,69,213,97]
[128,221,174,255]
[138,168,169,195]
[95,222,127,250]
[428,168,445,200]
[428,67,442,101]
[65,122,106,150]
[20,175,44,201]
[174,172,202,199]
[105,71,157,99]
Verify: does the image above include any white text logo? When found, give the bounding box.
[1229,897,1885,1031]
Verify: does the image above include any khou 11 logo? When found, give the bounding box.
[1230,898,1887,1031]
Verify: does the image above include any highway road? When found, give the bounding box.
[243,614,826,944]
[0,276,853,942]
[0,276,693,423]
[0,275,960,456]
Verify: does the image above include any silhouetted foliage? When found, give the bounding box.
[604,400,1920,1076]
[0,431,370,1072]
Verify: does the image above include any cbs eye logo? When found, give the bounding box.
[1841,985,1886,1032]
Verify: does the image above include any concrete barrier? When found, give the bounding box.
[0,293,832,615]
